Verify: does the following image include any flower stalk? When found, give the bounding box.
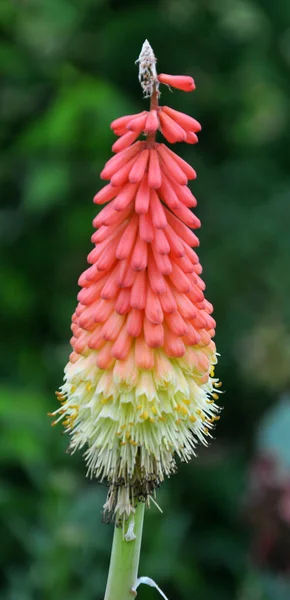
[104,502,145,600]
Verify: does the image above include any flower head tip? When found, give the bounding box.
[135,39,159,99]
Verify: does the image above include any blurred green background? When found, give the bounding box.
[1,0,290,598]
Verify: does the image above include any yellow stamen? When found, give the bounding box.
[196,410,206,421]
[140,411,148,420]
[63,414,77,428]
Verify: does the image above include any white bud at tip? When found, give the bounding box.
[135,39,159,98]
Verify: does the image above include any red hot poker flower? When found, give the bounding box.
[52,39,221,521]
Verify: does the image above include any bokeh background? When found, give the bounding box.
[1,0,290,598]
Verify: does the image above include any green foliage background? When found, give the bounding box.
[1,0,290,598]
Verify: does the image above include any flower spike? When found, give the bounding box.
[52,41,220,522]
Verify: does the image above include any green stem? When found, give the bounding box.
[104,502,145,600]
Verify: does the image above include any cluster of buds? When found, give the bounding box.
[52,41,221,521]
[110,104,200,149]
